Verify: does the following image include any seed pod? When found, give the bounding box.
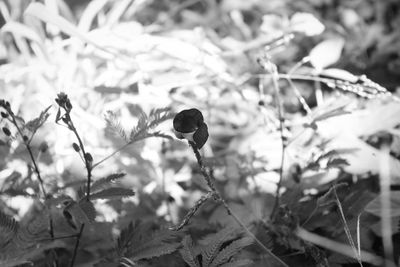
[2,127,11,136]
[72,143,80,152]
[23,135,29,142]
[0,112,8,118]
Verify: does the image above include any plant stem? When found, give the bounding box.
[9,113,54,238]
[92,142,131,169]
[268,63,286,221]
[189,141,288,267]
[64,113,93,198]
[70,224,85,267]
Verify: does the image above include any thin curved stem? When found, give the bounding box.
[189,141,288,267]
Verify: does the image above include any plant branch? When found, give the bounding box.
[4,105,54,239]
[64,112,93,198]
[92,142,131,169]
[267,62,286,221]
[70,223,85,267]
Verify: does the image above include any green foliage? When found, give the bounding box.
[180,227,253,267]
[105,107,174,144]
[115,221,181,263]
[1,0,400,266]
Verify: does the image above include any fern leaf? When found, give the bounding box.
[91,172,126,192]
[105,111,129,142]
[117,222,136,257]
[129,108,173,142]
[130,229,180,260]
[90,187,135,200]
[0,211,18,249]
[209,237,253,267]
[180,235,200,267]
[200,226,240,267]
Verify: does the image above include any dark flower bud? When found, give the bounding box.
[173,108,209,149]
[258,100,265,106]
[23,135,29,142]
[72,143,80,152]
[2,127,11,136]
[1,112,8,118]
[84,152,93,162]
[56,92,72,111]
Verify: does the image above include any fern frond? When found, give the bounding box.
[91,172,126,192]
[200,226,240,267]
[130,228,180,260]
[209,237,253,267]
[129,108,173,142]
[117,222,136,257]
[90,187,135,200]
[105,111,129,142]
[180,235,200,267]
[0,211,18,249]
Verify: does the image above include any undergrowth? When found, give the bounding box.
[1,1,400,267]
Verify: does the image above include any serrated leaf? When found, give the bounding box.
[200,226,240,267]
[130,229,180,260]
[90,187,135,200]
[64,199,96,225]
[79,199,96,222]
[209,237,253,267]
[129,108,174,142]
[117,222,136,257]
[105,111,129,142]
[0,211,18,249]
[309,37,345,69]
[180,235,200,267]
[91,172,126,192]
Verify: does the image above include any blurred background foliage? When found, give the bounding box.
[1,0,400,266]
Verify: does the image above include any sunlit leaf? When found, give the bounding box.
[309,37,345,69]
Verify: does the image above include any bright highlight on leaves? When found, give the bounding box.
[309,37,345,69]
[290,12,325,36]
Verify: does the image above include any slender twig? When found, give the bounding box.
[286,57,312,114]
[10,115,47,197]
[265,62,286,221]
[4,106,54,239]
[64,112,93,198]
[92,142,130,169]
[69,224,85,267]
[55,94,94,267]
[187,141,288,267]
